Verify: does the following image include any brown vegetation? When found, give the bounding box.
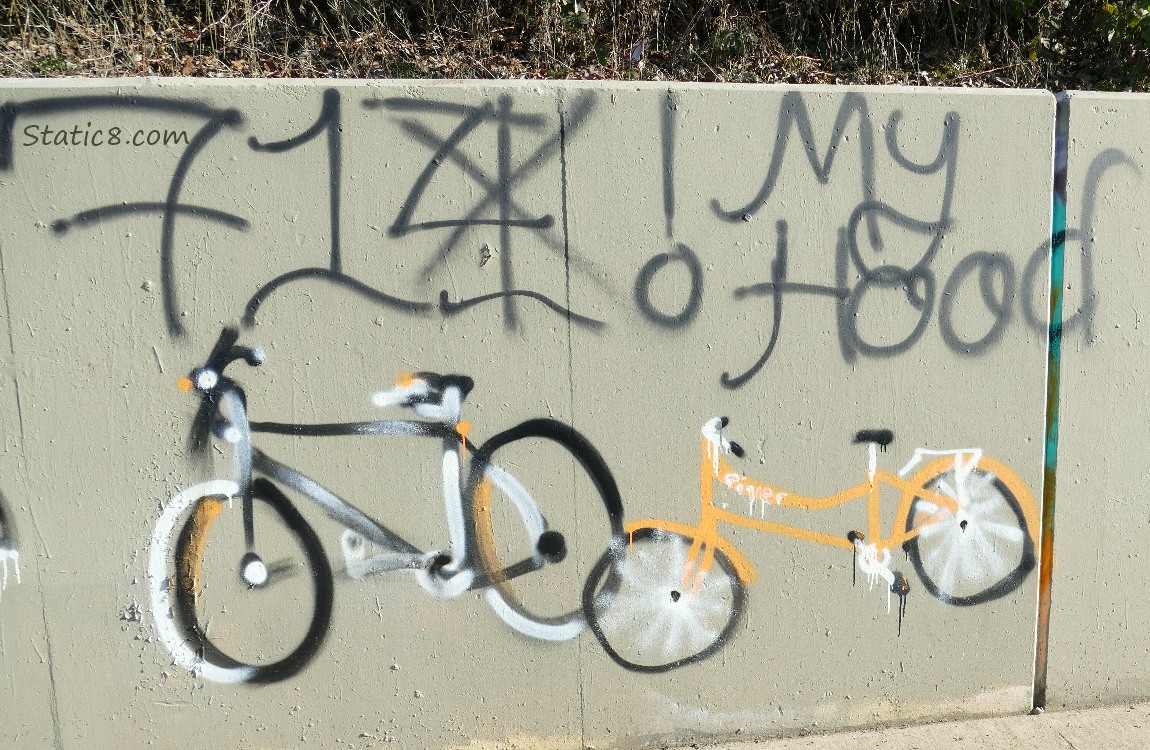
[1,1,1147,89]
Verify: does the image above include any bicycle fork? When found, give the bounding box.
[675,530,724,602]
[211,389,273,590]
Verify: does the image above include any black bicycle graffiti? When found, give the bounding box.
[147,328,624,683]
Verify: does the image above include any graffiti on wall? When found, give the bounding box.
[141,329,1038,683]
[700,94,1137,387]
[0,90,1123,388]
[0,88,1059,682]
[0,493,19,603]
[147,328,624,683]
[582,416,1038,671]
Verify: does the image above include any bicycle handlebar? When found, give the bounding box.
[204,327,265,374]
[703,416,745,458]
[178,328,266,394]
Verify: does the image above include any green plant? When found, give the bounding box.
[1098,1,1150,44]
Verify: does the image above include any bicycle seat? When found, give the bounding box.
[375,372,474,407]
[410,373,474,402]
[853,429,894,449]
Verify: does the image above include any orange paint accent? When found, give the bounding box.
[456,420,471,460]
[868,475,882,541]
[395,372,418,387]
[624,519,758,585]
[712,506,858,549]
[176,376,193,393]
[179,497,225,602]
[471,477,507,586]
[645,434,1041,596]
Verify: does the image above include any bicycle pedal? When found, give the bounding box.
[428,553,454,576]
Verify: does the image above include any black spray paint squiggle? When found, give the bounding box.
[713,101,959,388]
[0,95,245,336]
[0,492,20,602]
[2,90,1134,383]
[242,89,432,325]
[634,91,704,329]
[2,90,607,337]
[366,93,605,331]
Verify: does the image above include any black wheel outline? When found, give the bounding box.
[171,477,334,683]
[582,527,747,673]
[464,418,624,638]
[903,466,1036,606]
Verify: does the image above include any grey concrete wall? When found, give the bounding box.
[0,79,1073,748]
[1046,91,1150,708]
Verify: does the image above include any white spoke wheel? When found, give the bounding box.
[583,527,746,672]
[904,465,1035,606]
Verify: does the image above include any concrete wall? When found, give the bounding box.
[0,79,1124,749]
[1046,91,1150,708]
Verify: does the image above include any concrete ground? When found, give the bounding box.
[702,701,1150,749]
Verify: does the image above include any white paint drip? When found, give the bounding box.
[701,417,730,474]
[853,540,896,613]
[147,480,255,684]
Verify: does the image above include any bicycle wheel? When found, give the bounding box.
[149,478,333,683]
[465,419,624,642]
[903,460,1036,606]
[583,527,746,672]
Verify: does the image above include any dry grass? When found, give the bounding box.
[1,1,1147,89]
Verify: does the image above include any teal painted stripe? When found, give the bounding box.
[1033,92,1069,711]
[1045,192,1066,465]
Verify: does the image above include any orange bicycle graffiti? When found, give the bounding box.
[583,417,1039,672]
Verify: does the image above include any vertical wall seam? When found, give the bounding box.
[0,242,27,452]
[36,577,65,750]
[1032,91,1070,711]
[556,93,587,749]
[0,243,63,748]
